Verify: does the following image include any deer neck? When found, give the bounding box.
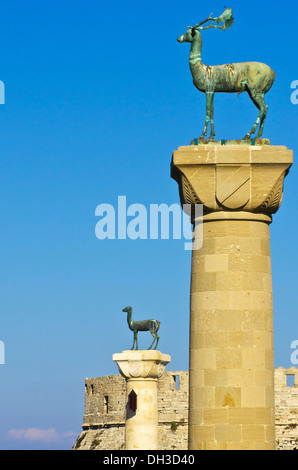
[189,33,203,65]
[127,310,133,329]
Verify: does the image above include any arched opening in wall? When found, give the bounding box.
[286,374,295,387]
[128,390,137,412]
[104,395,109,414]
[86,383,94,397]
[173,375,180,390]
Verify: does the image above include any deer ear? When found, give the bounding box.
[191,27,196,36]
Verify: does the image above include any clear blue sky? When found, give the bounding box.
[0,0,297,450]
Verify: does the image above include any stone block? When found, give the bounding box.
[214,424,242,442]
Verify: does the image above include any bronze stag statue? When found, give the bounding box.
[122,306,160,350]
[177,8,275,141]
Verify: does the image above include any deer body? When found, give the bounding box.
[190,59,274,95]
[177,15,275,140]
[122,306,160,350]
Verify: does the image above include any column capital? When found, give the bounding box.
[171,143,293,216]
[113,350,171,380]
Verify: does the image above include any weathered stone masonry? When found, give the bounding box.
[74,367,298,450]
[275,367,298,450]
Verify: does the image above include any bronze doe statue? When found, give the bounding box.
[177,8,275,141]
[122,306,160,350]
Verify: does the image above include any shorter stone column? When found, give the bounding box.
[113,350,171,450]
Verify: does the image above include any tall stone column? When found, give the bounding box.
[113,350,171,450]
[171,142,293,450]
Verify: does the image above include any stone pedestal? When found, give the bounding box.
[113,350,171,450]
[171,143,293,450]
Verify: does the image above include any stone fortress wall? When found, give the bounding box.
[275,367,298,450]
[73,366,298,450]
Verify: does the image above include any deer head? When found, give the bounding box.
[122,306,132,313]
[177,28,200,43]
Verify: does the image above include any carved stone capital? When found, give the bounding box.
[171,143,293,216]
[113,350,171,380]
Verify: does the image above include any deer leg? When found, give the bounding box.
[131,331,137,350]
[153,333,160,350]
[209,92,215,140]
[148,330,157,350]
[243,92,267,140]
[199,92,212,140]
[199,118,209,140]
[256,115,266,139]
[148,334,155,350]
[256,97,268,139]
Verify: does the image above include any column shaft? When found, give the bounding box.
[125,378,158,450]
[189,214,275,450]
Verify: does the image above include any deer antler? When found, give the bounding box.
[193,8,234,31]
[193,13,214,29]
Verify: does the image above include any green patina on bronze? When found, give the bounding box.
[122,306,160,351]
[177,8,275,141]
[190,138,270,146]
